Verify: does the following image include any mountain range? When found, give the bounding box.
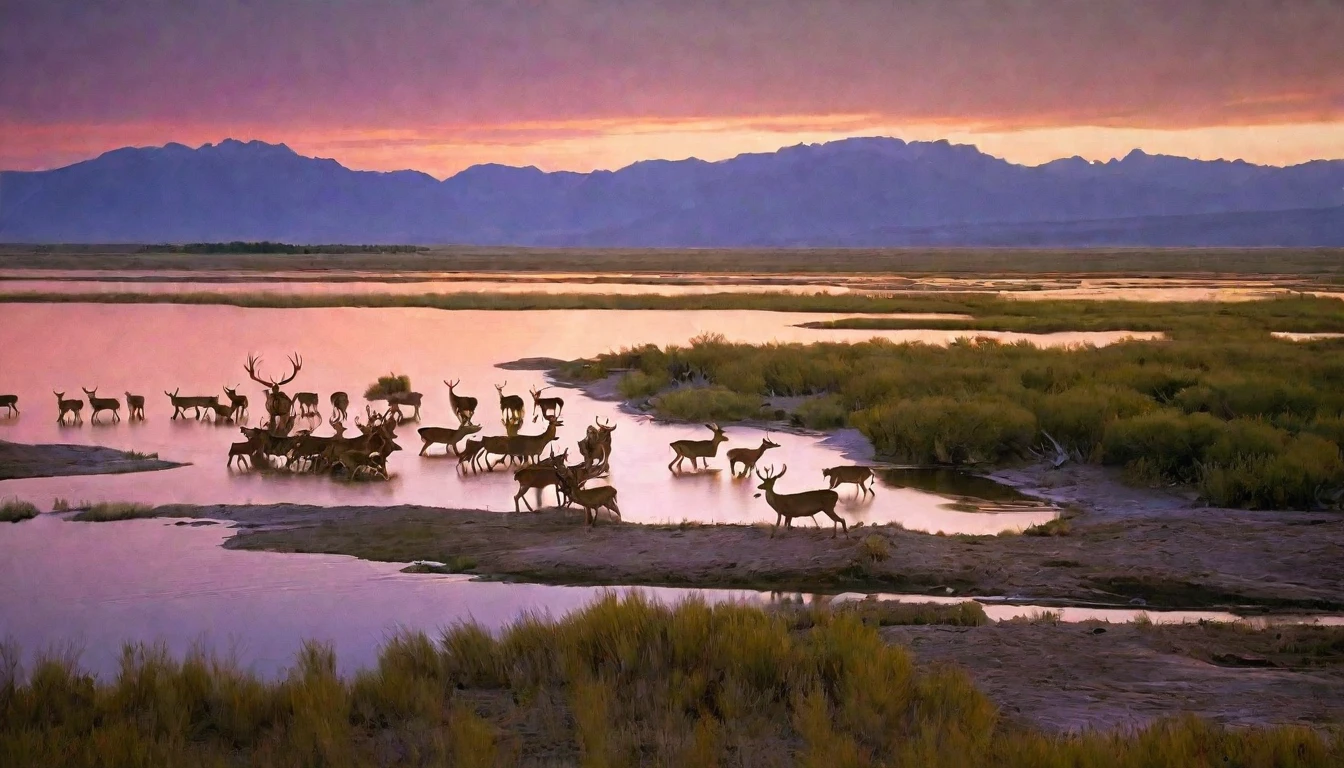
[2,137,1342,246]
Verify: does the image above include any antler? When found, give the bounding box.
[273,353,302,387]
[244,354,273,386]
[756,464,778,482]
[445,379,459,389]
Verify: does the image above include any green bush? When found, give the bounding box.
[793,394,850,430]
[1033,385,1155,454]
[654,386,765,423]
[1201,434,1344,509]
[853,397,1036,465]
[617,370,669,399]
[0,499,39,523]
[1102,411,1225,484]
[363,373,411,400]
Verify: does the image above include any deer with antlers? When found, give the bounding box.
[529,386,564,422]
[668,423,728,472]
[579,417,616,469]
[164,389,218,420]
[727,434,780,477]
[53,391,83,425]
[506,415,564,466]
[222,386,249,421]
[755,465,847,538]
[444,380,477,425]
[556,462,621,526]
[495,382,525,422]
[244,353,302,433]
[124,392,145,420]
[511,449,571,512]
[329,391,349,421]
[417,420,483,456]
[81,388,121,423]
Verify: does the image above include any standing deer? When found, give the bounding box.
[727,435,780,477]
[329,391,349,421]
[505,415,563,466]
[458,438,486,472]
[223,386,249,421]
[556,463,621,526]
[164,389,219,420]
[755,465,847,538]
[495,382,524,422]
[668,423,729,472]
[444,380,477,425]
[124,392,145,420]
[0,394,19,416]
[579,417,616,469]
[244,353,302,433]
[294,392,321,418]
[386,390,422,421]
[511,449,570,512]
[81,388,121,423]
[529,386,565,422]
[53,391,83,425]
[822,466,877,497]
[417,421,483,456]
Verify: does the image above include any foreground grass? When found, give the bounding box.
[7,245,1344,275]
[564,315,1344,509]
[69,502,155,522]
[0,499,39,523]
[2,594,1338,767]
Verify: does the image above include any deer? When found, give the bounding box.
[668,423,728,472]
[164,389,219,420]
[244,353,302,433]
[578,417,617,469]
[511,449,571,512]
[294,392,321,418]
[223,386,249,421]
[53,391,83,425]
[386,390,422,421]
[444,380,477,425]
[227,431,261,469]
[529,386,565,422]
[82,388,121,423]
[505,415,564,466]
[286,419,347,471]
[727,434,780,477]
[822,465,877,497]
[417,421,483,456]
[495,382,524,422]
[124,392,145,420]
[556,463,621,526]
[0,394,19,416]
[329,391,349,421]
[755,465,848,538]
[206,401,235,424]
[457,438,486,472]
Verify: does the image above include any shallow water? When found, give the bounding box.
[4,516,1334,679]
[0,278,856,297]
[0,303,1123,532]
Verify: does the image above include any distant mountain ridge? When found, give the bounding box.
[2,137,1342,246]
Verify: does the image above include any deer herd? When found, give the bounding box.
[6,357,875,535]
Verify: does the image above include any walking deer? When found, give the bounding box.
[329,391,349,421]
[458,438,486,472]
[755,465,847,538]
[386,390,422,421]
[53,391,83,425]
[0,394,19,416]
[164,389,219,420]
[556,463,621,526]
[417,421,483,456]
[579,417,616,469]
[495,382,524,421]
[822,465,876,496]
[444,380,477,425]
[223,386,249,421]
[668,423,728,472]
[727,435,780,477]
[294,392,321,418]
[244,352,302,432]
[529,386,564,422]
[124,392,145,420]
[511,449,570,512]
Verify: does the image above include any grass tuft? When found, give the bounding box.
[363,373,411,400]
[0,498,39,523]
[69,502,156,522]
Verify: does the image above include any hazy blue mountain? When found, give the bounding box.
[2,137,1342,245]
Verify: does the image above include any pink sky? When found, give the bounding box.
[3,1,1342,177]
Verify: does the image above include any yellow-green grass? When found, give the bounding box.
[0,499,39,523]
[68,502,155,522]
[2,593,1339,766]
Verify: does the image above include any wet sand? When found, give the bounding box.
[0,439,185,480]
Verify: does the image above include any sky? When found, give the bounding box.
[2,0,1343,178]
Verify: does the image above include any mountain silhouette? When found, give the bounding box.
[2,137,1342,245]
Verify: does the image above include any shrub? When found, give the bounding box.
[1102,410,1225,484]
[654,386,765,423]
[617,369,668,399]
[1200,434,1344,509]
[363,373,411,400]
[793,394,850,430]
[69,502,155,522]
[1033,385,1155,455]
[853,397,1036,465]
[0,499,39,523]
[859,534,889,562]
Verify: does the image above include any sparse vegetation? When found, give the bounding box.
[0,499,39,523]
[2,594,1339,766]
[363,372,412,400]
[69,502,155,522]
[860,534,890,562]
[50,498,71,513]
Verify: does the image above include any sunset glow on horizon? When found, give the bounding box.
[3,1,1342,176]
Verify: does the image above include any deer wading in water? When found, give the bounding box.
[667,423,728,472]
[755,464,848,538]
[244,353,302,434]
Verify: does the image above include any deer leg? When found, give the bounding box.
[419,439,431,456]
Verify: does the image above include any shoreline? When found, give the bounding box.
[0,439,186,481]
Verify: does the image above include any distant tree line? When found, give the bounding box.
[137,242,428,254]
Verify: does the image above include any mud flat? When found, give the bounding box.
[134,460,1342,612]
[0,439,185,480]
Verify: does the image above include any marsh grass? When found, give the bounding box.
[0,499,38,523]
[364,372,412,400]
[2,594,1339,766]
[69,502,155,522]
[575,312,1344,509]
